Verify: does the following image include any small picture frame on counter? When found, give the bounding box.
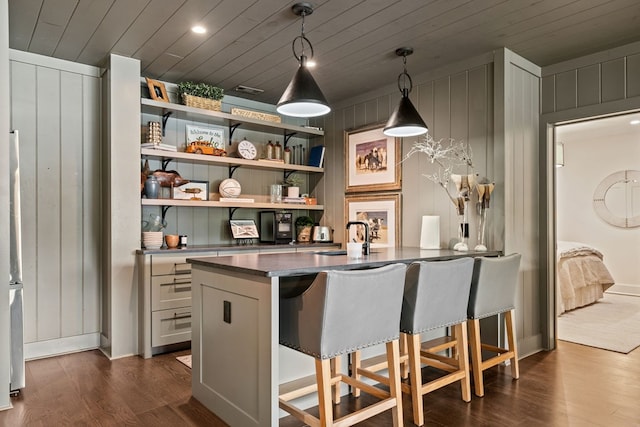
[230,219,259,239]
[171,180,209,201]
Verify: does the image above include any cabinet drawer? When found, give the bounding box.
[151,274,192,311]
[151,255,191,276]
[152,308,191,347]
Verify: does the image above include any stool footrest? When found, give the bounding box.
[342,374,390,400]
[280,371,343,401]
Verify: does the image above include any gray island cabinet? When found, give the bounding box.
[188,247,500,426]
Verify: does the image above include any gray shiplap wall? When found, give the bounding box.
[542,40,640,115]
[539,40,640,348]
[317,63,494,250]
[9,50,101,358]
[313,48,543,357]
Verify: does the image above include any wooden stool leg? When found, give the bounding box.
[454,322,472,402]
[400,333,409,379]
[316,358,333,425]
[351,350,361,397]
[386,340,404,427]
[407,333,424,426]
[331,356,341,404]
[468,318,484,397]
[505,309,519,379]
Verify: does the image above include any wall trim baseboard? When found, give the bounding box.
[25,333,100,360]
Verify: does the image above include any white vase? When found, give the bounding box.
[287,186,299,198]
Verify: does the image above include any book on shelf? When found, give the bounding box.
[307,145,325,167]
[220,197,255,203]
[219,197,255,203]
[258,158,284,163]
[283,197,307,204]
[140,142,178,152]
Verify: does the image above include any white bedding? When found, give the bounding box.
[557,241,615,315]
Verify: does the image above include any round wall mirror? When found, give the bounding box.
[593,170,640,228]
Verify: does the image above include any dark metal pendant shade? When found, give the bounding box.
[384,46,428,137]
[277,64,331,117]
[384,92,428,137]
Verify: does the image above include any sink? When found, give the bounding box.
[314,250,347,256]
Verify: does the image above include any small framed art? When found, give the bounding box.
[344,193,401,248]
[345,123,401,193]
[229,220,259,239]
[171,180,209,201]
[145,77,169,102]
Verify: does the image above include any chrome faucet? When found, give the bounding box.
[346,221,370,255]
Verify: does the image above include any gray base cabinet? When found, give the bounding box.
[138,252,217,358]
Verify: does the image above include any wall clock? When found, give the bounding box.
[238,138,257,160]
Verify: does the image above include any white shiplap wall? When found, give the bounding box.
[9,49,101,359]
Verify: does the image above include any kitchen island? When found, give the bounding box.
[188,247,500,426]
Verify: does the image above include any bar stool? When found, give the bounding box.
[467,253,522,397]
[351,258,475,426]
[278,263,407,427]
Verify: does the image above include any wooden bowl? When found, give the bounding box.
[165,234,180,248]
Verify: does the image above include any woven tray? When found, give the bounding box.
[182,94,222,111]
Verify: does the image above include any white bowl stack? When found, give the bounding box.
[142,231,164,249]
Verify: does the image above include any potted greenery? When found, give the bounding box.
[177,81,224,111]
[295,215,314,243]
[283,174,304,198]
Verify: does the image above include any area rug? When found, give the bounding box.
[558,293,640,354]
[176,354,192,369]
[605,283,640,297]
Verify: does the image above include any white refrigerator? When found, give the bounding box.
[9,130,25,394]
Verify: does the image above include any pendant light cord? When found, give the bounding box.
[398,53,413,97]
[292,10,314,65]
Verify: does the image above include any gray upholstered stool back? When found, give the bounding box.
[467,254,522,320]
[400,258,474,335]
[279,263,407,360]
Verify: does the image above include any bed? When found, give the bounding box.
[557,241,615,315]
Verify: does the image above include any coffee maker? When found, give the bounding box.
[259,211,293,243]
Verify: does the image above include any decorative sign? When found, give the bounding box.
[231,108,281,123]
[185,124,226,149]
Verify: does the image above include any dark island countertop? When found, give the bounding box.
[188,247,501,278]
[136,241,340,255]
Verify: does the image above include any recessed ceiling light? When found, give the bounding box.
[191,25,206,34]
[630,119,640,125]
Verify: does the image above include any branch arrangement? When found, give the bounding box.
[405,134,476,214]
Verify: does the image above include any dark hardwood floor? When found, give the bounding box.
[2,341,640,426]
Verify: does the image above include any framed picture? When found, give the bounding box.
[186,124,226,150]
[146,77,169,102]
[345,193,401,248]
[171,180,209,201]
[230,219,259,239]
[345,123,401,193]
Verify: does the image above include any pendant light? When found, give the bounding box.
[277,2,331,118]
[383,47,428,137]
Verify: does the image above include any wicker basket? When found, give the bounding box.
[181,94,222,111]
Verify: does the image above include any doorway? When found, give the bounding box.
[544,110,640,349]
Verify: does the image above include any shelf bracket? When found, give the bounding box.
[161,205,172,222]
[229,165,241,178]
[161,111,173,136]
[229,123,242,140]
[284,170,296,180]
[228,207,239,220]
[161,158,173,171]
[284,131,297,147]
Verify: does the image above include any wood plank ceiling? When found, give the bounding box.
[8,0,640,105]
